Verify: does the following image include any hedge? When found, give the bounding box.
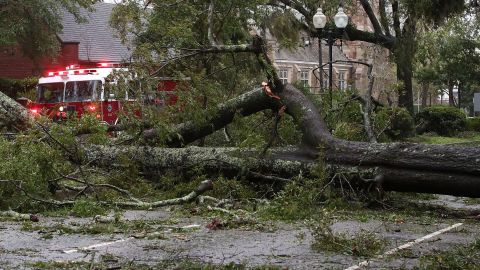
[416,105,467,136]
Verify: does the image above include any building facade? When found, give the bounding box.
[270,32,354,95]
[342,1,396,103]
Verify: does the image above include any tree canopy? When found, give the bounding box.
[110,0,473,114]
[415,13,480,109]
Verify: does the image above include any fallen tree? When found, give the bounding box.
[82,84,480,198]
[1,39,480,199]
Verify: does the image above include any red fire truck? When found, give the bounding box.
[27,64,180,125]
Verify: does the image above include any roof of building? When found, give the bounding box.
[265,28,349,66]
[58,3,132,63]
[58,4,348,67]
[273,39,350,65]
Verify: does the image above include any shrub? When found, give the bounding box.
[416,106,467,136]
[332,122,367,141]
[323,90,364,132]
[374,107,415,140]
[466,117,480,132]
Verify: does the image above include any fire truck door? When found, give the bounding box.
[102,99,120,125]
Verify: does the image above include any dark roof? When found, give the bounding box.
[58,3,131,63]
[274,40,350,64]
[267,30,349,64]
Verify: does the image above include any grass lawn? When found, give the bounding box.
[407,132,480,145]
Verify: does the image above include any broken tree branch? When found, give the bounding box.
[0,210,38,222]
[113,179,214,208]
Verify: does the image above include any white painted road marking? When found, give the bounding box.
[344,222,464,270]
[63,237,133,254]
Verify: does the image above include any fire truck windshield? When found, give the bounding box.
[65,80,101,102]
[37,83,64,103]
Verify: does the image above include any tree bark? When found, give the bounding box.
[0,91,30,130]
[394,17,416,115]
[83,143,480,198]
[143,87,279,146]
[458,81,464,109]
[448,80,455,107]
[421,82,429,108]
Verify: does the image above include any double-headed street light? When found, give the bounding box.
[312,6,348,107]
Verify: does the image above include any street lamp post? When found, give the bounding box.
[312,6,348,107]
[313,8,326,93]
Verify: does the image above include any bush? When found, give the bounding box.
[374,107,415,140]
[332,122,366,141]
[466,117,480,132]
[416,106,467,136]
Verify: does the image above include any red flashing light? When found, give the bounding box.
[48,72,55,76]
[78,70,85,74]
[30,108,39,115]
[98,63,110,67]
[88,105,96,112]
[58,71,66,76]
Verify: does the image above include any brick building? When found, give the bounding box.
[342,2,396,102]
[268,31,354,95]
[0,3,131,79]
[270,3,395,101]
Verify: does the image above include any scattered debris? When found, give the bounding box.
[0,210,39,222]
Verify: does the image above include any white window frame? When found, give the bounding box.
[299,70,309,87]
[338,71,346,90]
[279,69,288,84]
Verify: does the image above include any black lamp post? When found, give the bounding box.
[313,6,348,107]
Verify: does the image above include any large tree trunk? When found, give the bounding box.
[457,81,464,109]
[396,60,414,114]
[84,142,480,197]
[394,17,416,115]
[448,80,455,107]
[143,88,278,146]
[85,84,480,197]
[0,91,30,130]
[421,82,429,109]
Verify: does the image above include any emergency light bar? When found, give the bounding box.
[97,63,122,68]
[66,64,80,70]
[45,62,121,76]
[46,69,99,76]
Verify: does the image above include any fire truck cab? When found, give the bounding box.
[30,64,142,125]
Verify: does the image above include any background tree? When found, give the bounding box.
[113,0,471,114]
[344,0,467,114]
[0,0,98,68]
[415,14,480,111]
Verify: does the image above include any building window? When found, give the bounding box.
[279,69,288,84]
[338,71,346,90]
[299,70,309,87]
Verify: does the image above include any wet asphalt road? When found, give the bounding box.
[0,196,479,269]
